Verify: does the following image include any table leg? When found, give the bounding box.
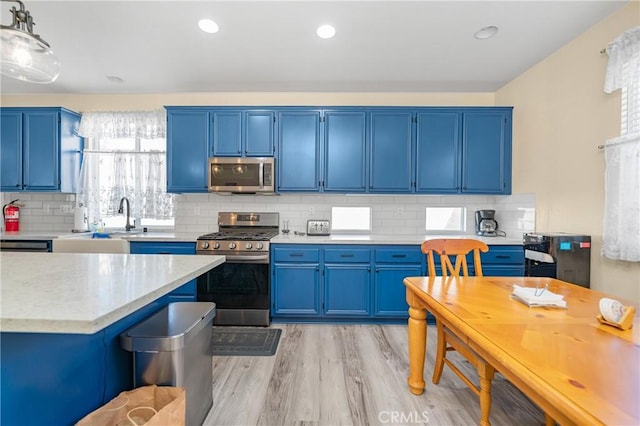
[478,361,496,426]
[406,290,427,395]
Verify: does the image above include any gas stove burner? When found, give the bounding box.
[198,229,279,241]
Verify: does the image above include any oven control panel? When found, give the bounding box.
[198,240,268,252]
[307,219,330,236]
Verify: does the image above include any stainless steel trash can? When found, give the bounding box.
[121,302,216,426]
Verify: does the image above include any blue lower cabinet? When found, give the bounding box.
[0,296,168,426]
[324,264,371,316]
[272,263,321,316]
[374,265,422,317]
[129,241,198,300]
[271,244,423,322]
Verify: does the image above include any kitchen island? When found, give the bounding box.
[0,252,224,425]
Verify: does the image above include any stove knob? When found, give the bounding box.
[213,242,220,249]
[229,242,236,250]
[256,242,264,250]
[245,243,253,250]
[201,242,209,249]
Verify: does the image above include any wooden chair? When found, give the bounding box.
[421,239,555,426]
[421,239,492,412]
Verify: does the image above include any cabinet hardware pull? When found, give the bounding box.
[340,254,354,258]
[289,253,304,257]
[392,254,406,258]
[495,255,510,259]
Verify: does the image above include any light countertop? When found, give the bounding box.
[2,230,524,245]
[271,233,524,245]
[0,252,225,334]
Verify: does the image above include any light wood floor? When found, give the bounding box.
[204,324,545,426]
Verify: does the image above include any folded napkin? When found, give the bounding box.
[511,284,567,308]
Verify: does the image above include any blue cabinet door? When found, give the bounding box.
[211,111,242,156]
[245,111,275,156]
[167,109,209,192]
[0,111,22,191]
[374,265,422,317]
[324,264,371,316]
[272,263,321,316]
[416,111,461,193]
[324,111,367,192]
[277,110,321,192]
[370,111,413,192]
[23,111,59,191]
[462,111,512,194]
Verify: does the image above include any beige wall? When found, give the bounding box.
[496,1,640,303]
[0,92,494,111]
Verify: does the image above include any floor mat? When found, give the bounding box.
[211,327,282,356]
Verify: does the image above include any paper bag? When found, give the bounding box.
[76,385,185,426]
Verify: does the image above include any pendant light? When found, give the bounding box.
[0,0,59,84]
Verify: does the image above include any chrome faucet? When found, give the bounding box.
[118,197,135,231]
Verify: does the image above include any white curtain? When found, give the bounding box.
[76,111,173,224]
[78,110,166,139]
[602,27,640,261]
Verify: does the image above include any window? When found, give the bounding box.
[331,207,371,232]
[425,207,466,232]
[77,111,174,230]
[602,27,640,261]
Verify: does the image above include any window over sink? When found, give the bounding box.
[76,111,174,230]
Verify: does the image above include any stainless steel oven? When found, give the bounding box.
[196,212,278,326]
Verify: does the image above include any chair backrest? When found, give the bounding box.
[421,239,489,277]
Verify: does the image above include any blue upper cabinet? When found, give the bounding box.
[415,111,461,193]
[245,111,275,156]
[415,107,512,195]
[369,110,414,193]
[277,110,321,192]
[324,110,367,192]
[166,108,210,193]
[212,110,275,157]
[462,110,512,194]
[0,107,83,193]
[211,111,242,156]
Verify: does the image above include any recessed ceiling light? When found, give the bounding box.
[475,26,498,40]
[198,19,219,34]
[106,75,124,84]
[316,24,336,39]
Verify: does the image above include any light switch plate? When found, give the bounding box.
[307,219,330,236]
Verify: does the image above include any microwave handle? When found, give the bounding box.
[259,160,264,189]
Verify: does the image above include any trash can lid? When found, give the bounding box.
[121,302,216,352]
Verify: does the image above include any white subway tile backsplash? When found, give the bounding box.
[3,191,535,236]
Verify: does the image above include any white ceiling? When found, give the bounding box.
[0,0,627,95]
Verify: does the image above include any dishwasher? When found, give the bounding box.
[0,240,52,252]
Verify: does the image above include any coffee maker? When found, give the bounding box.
[475,210,499,236]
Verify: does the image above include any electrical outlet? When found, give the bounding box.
[395,207,404,216]
[308,206,315,215]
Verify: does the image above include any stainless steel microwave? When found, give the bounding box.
[208,157,275,193]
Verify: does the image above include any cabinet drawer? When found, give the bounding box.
[129,242,196,255]
[273,247,320,262]
[374,248,422,263]
[324,248,370,263]
[480,246,524,265]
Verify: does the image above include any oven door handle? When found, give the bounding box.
[225,254,270,262]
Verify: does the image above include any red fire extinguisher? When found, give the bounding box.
[3,199,21,232]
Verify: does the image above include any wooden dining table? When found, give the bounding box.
[403,275,640,426]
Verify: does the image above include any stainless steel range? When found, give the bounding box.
[196,212,279,326]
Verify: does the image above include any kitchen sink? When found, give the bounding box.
[52,236,130,253]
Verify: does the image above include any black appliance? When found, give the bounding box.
[475,209,503,237]
[523,232,591,288]
[196,212,279,326]
[0,240,51,252]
